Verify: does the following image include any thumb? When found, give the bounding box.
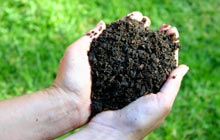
[159,64,189,104]
[69,20,106,53]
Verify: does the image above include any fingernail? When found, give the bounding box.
[141,17,147,23]
[167,27,178,35]
[162,24,170,28]
[181,65,189,76]
[160,24,171,31]
[97,20,104,27]
[127,13,134,17]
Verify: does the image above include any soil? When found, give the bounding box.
[88,18,180,117]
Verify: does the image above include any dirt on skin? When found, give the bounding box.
[88,18,180,117]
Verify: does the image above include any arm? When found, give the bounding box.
[0,87,83,140]
[65,65,189,140]
[64,122,127,140]
[65,12,189,140]
[0,21,106,140]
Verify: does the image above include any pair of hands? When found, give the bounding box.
[53,12,189,139]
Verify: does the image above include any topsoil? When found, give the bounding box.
[88,18,180,117]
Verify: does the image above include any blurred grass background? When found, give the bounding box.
[0,0,220,139]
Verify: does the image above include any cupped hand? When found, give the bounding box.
[88,11,189,140]
[53,21,106,124]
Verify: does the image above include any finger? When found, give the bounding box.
[174,49,178,66]
[166,27,179,65]
[160,24,179,65]
[85,20,106,40]
[121,11,151,28]
[159,24,171,31]
[69,20,106,53]
[142,16,151,28]
[123,11,143,22]
[56,21,106,95]
[158,65,189,103]
[160,25,179,43]
[166,27,179,43]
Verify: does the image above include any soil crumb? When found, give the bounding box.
[88,18,180,116]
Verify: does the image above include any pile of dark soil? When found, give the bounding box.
[88,18,180,116]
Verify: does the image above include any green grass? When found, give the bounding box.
[0,0,220,139]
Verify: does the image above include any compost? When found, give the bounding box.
[88,18,180,116]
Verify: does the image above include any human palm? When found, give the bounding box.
[53,21,106,122]
[53,12,188,139]
[88,12,189,140]
[89,64,188,139]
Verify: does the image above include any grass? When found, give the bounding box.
[0,0,220,139]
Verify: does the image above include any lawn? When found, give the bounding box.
[0,0,220,139]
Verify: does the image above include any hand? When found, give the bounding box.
[0,21,107,140]
[53,21,106,124]
[86,12,189,140]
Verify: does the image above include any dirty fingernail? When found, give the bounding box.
[160,24,171,31]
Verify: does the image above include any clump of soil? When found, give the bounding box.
[88,18,180,116]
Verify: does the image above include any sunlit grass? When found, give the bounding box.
[0,0,219,139]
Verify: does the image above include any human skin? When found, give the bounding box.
[0,21,106,140]
[64,12,189,140]
[0,11,189,140]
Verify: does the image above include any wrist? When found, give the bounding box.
[0,86,91,140]
[87,122,127,140]
[65,122,136,140]
[46,86,91,127]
